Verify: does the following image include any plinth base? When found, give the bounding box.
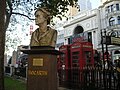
[20,46,61,90]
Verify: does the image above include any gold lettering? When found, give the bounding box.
[28,70,48,76]
[72,45,81,49]
[83,45,92,48]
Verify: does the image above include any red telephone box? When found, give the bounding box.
[59,45,71,69]
[70,42,94,87]
[70,42,94,69]
[58,42,94,87]
[58,45,71,87]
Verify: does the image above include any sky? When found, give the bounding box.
[90,0,101,9]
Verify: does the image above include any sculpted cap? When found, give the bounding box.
[35,7,50,16]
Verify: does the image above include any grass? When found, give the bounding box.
[4,76,26,90]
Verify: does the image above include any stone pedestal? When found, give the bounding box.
[20,46,61,90]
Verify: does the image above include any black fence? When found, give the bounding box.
[14,67,26,78]
[4,66,26,78]
[5,66,11,73]
[58,66,120,90]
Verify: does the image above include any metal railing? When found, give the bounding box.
[58,66,120,90]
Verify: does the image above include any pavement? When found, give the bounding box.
[58,87,72,90]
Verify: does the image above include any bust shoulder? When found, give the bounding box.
[48,27,57,32]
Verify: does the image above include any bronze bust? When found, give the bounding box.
[30,7,57,47]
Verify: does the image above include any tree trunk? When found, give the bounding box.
[0,0,6,90]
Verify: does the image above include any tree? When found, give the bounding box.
[5,0,78,54]
[36,0,78,19]
[0,0,6,89]
[1,0,78,89]
[5,16,32,55]
[5,0,78,30]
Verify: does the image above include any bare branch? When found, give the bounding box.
[12,12,35,20]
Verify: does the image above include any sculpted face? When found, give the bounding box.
[35,10,46,25]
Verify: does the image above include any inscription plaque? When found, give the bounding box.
[33,58,43,66]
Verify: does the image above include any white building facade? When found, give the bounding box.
[56,0,120,62]
[64,9,99,49]
[98,0,120,61]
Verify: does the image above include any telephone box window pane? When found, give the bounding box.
[72,52,79,67]
[72,63,79,67]
[72,56,79,59]
[72,52,79,55]
[61,54,65,63]
[85,51,91,65]
[72,60,79,63]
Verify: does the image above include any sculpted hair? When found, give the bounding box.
[35,7,51,24]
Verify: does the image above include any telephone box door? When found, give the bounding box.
[58,45,71,87]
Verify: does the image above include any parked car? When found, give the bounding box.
[17,54,28,67]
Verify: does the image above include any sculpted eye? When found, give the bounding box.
[35,15,39,17]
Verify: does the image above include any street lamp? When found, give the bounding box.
[100,29,106,89]
[103,29,120,60]
[108,30,119,37]
[101,29,105,69]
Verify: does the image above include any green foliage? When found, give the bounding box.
[36,0,78,19]
[7,0,78,20]
[5,0,78,54]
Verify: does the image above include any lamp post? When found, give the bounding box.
[103,29,120,89]
[101,29,106,89]
[101,29,105,69]
[104,29,110,70]
[101,28,112,89]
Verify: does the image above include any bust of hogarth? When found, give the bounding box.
[30,7,57,48]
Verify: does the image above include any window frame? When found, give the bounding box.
[116,3,120,11]
[117,16,120,24]
[109,17,115,26]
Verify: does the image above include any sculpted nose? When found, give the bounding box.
[35,17,38,21]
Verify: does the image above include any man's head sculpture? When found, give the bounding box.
[35,7,51,25]
[30,7,57,47]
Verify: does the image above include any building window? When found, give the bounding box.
[68,38,70,44]
[88,32,92,43]
[107,5,114,13]
[109,17,115,26]
[105,8,108,14]
[111,5,114,12]
[107,6,110,13]
[117,16,120,24]
[116,4,119,11]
